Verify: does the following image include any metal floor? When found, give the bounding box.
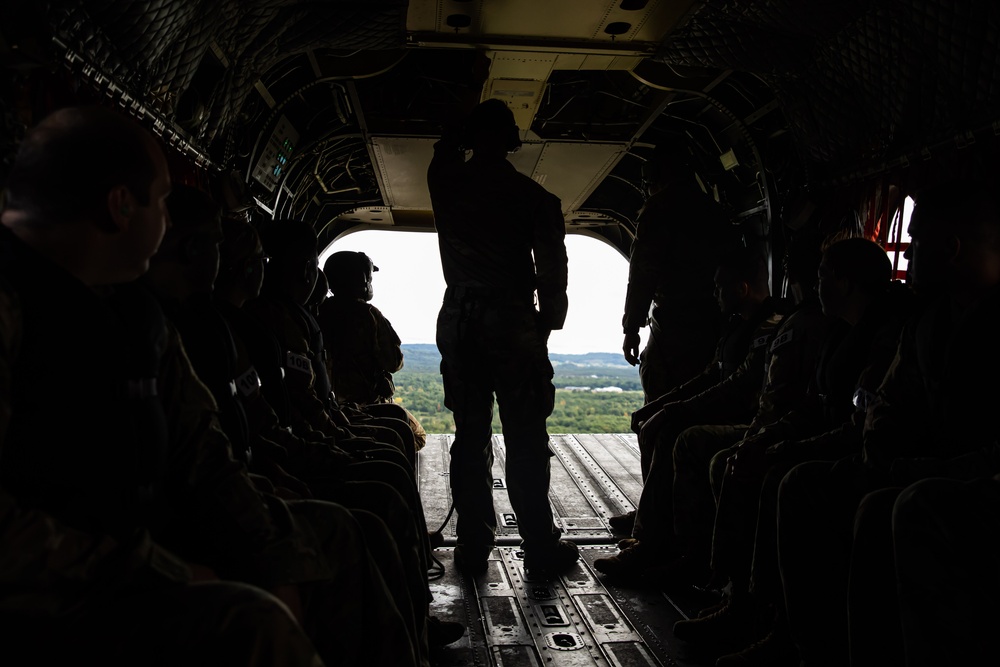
[418,434,723,667]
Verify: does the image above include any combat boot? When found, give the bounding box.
[713,620,798,667]
[427,616,466,648]
[608,509,636,534]
[593,539,662,579]
[454,543,492,576]
[523,539,579,577]
[644,552,711,591]
[672,594,765,649]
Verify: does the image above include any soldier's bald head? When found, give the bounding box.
[3,105,160,225]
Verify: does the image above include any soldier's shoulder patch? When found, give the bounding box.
[769,329,794,351]
[285,350,312,374]
[852,387,879,411]
[751,334,772,349]
[235,366,262,396]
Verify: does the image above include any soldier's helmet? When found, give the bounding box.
[324,250,378,299]
[462,98,522,153]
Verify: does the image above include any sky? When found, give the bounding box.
[317,197,914,357]
[319,231,641,356]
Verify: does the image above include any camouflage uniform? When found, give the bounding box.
[427,126,568,555]
[629,301,786,548]
[0,226,417,667]
[633,295,828,563]
[779,285,1000,667]
[316,295,427,451]
[245,291,418,467]
[709,282,915,598]
[318,295,404,406]
[637,296,784,479]
[157,287,433,663]
[892,475,1000,667]
[622,184,739,403]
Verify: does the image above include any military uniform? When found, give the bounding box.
[622,182,739,403]
[627,300,786,551]
[708,282,915,603]
[427,127,568,556]
[318,295,404,405]
[778,285,1000,667]
[317,295,427,451]
[637,296,784,479]
[636,297,829,562]
[153,283,434,664]
[0,226,417,666]
[892,475,1000,667]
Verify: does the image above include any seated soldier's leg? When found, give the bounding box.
[359,402,427,453]
[305,440,434,568]
[595,426,691,578]
[849,487,904,667]
[611,407,698,537]
[306,477,430,652]
[670,424,746,578]
[351,457,433,562]
[777,459,868,667]
[639,307,719,406]
[894,477,1000,667]
[698,461,803,667]
[748,461,797,606]
[349,508,429,666]
[638,408,692,485]
[672,455,786,654]
[285,499,419,667]
[1,581,323,667]
[708,448,763,589]
[632,428,682,549]
[358,400,409,423]
[344,420,412,468]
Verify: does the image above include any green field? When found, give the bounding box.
[394,345,644,434]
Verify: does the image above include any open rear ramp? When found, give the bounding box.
[418,434,722,667]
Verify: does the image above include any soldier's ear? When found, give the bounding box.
[107,185,134,231]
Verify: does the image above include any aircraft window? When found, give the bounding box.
[318,230,633,356]
[886,196,914,281]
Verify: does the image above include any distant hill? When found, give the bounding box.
[399,344,445,373]
[395,344,643,431]
[400,344,639,386]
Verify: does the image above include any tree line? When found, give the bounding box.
[393,371,644,434]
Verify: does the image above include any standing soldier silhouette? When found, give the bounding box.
[622,140,739,404]
[427,98,577,577]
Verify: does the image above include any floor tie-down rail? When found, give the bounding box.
[418,434,720,667]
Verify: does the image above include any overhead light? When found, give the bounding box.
[720,148,739,171]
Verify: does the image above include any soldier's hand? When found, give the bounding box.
[637,408,666,451]
[268,584,305,625]
[630,401,662,434]
[728,438,767,478]
[260,459,314,499]
[188,563,219,582]
[623,332,641,366]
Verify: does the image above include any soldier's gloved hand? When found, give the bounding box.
[330,407,353,428]
[889,457,943,486]
[288,441,354,479]
[187,562,219,582]
[637,407,666,451]
[623,332,641,366]
[268,584,305,625]
[257,458,313,499]
[728,437,768,478]
[631,400,664,434]
[337,437,377,460]
[327,443,362,467]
